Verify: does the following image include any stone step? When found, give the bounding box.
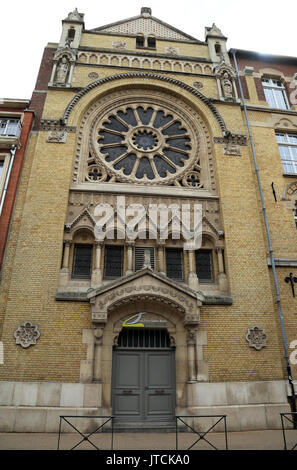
[105,420,177,433]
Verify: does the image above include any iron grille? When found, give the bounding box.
[195,249,213,282]
[166,248,183,280]
[72,244,92,278]
[104,246,123,278]
[117,328,170,349]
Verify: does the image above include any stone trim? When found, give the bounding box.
[267,256,297,267]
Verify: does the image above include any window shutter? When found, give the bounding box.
[134,246,155,271]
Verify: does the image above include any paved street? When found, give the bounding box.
[0,429,296,450]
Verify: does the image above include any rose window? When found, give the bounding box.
[90,102,199,185]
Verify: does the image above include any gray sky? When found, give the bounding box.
[1,0,296,99]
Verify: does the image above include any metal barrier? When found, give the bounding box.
[57,415,114,450]
[175,415,228,450]
[280,412,297,450]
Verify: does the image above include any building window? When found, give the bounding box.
[0,160,3,181]
[136,34,145,48]
[134,246,155,271]
[136,34,156,49]
[276,133,297,174]
[195,249,213,282]
[147,36,156,49]
[0,118,21,137]
[103,245,123,278]
[72,244,93,279]
[261,78,289,110]
[166,248,183,281]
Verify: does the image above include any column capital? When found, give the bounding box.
[125,240,135,247]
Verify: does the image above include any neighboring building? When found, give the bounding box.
[0,99,34,273]
[0,7,297,433]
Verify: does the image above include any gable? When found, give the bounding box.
[91,14,200,42]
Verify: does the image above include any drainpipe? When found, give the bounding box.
[0,145,17,217]
[230,48,297,426]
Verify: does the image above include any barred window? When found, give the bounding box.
[195,249,213,282]
[104,245,124,278]
[166,248,183,281]
[72,244,93,278]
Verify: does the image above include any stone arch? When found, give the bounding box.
[62,72,228,135]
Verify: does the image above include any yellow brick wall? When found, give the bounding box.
[0,27,296,385]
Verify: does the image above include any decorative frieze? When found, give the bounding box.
[77,51,212,76]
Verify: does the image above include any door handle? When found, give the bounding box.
[122,390,133,394]
[155,389,165,394]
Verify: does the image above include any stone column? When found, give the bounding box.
[187,327,198,383]
[93,327,104,382]
[80,329,95,383]
[187,250,199,290]
[59,241,71,287]
[125,241,134,275]
[217,247,228,292]
[91,241,103,287]
[157,241,165,274]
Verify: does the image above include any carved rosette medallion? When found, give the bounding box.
[246,325,267,350]
[14,322,40,348]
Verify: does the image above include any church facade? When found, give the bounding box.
[0,7,297,432]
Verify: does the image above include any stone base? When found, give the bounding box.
[0,380,293,432]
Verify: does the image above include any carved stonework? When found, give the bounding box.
[246,326,267,350]
[73,87,215,189]
[55,57,70,83]
[193,81,203,90]
[165,47,180,55]
[47,130,67,143]
[88,72,99,80]
[214,61,238,102]
[214,133,247,157]
[112,41,128,50]
[94,327,104,345]
[186,327,197,345]
[65,8,84,22]
[223,142,242,156]
[14,322,40,348]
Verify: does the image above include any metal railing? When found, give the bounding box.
[176,415,228,450]
[281,412,297,450]
[57,415,114,450]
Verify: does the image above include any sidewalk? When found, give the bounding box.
[0,430,296,450]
